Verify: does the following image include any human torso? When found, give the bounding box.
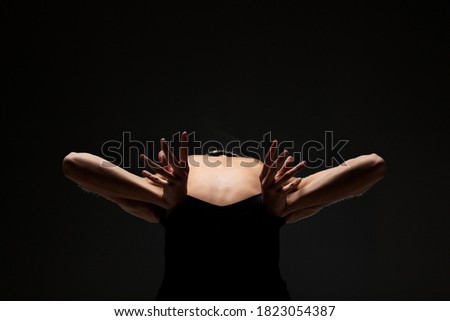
[156,155,291,300]
[186,155,264,206]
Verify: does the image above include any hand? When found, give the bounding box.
[259,140,306,216]
[140,131,189,209]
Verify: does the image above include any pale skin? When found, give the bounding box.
[62,131,386,224]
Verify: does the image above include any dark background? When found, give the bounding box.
[3,1,449,300]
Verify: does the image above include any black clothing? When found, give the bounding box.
[157,194,290,300]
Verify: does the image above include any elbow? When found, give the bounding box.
[365,153,386,181]
[62,152,81,179]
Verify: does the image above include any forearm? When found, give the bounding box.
[285,205,322,223]
[105,195,163,223]
[286,154,386,214]
[62,152,165,208]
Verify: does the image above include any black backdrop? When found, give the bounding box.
[3,1,449,300]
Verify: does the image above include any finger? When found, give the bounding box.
[276,155,295,178]
[265,149,289,186]
[162,137,187,177]
[274,160,307,189]
[161,138,178,167]
[283,160,307,177]
[260,140,278,179]
[140,154,176,180]
[142,170,171,187]
[281,177,302,193]
[179,131,189,170]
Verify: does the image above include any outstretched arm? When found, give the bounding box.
[62,131,190,223]
[284,153,386,223]
[62,152,165,223]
